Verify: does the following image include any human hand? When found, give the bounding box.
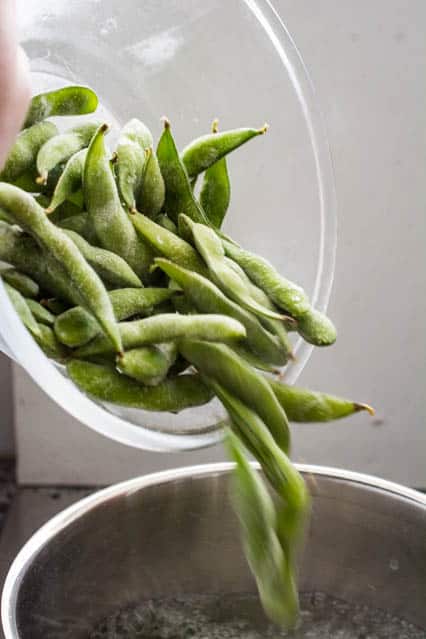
[0,0,31,169]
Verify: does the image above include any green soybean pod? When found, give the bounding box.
[75,313,246,357]
[0,121,58,182]
[3,282,41,338]
[156,118,210,225]
[117,342,177,386]
[181,123,268,178]
[268,379,374,422]
[26,299,55,326]
[57,212,98,245]
[0,185,122,353]
[84,124,152,281]
[156,213,177,234]
[226,430,299,629]
[67,360,214,411]
[0,268,39,298]
[36,121,101,185]
[116,118,153,212]
[55,287,173,347]
[63,229,143,289]
[130,211,207,275]
[137,147,165,218]
[34,323,69,361]
[47,199,83,224]
[154,259,286,367]
[179,339,290,453]
[223,240,311,318]
[199,119,231,228]
[41,298,70,315]
[296,308,337,347]
[23,86,98,128]
[46,148,87,213]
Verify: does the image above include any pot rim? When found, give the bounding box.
[2,463,426,638]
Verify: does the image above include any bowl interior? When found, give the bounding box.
[0,0,336,450]
[2,465,426,638]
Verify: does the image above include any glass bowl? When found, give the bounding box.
[0,0,336,451]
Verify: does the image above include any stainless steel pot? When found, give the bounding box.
[2,463,426,638]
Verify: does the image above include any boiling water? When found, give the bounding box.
[89,592,425,639]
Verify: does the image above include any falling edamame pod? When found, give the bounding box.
[55,287,173,347]
[0,185,122,353]
[156,118,211,225]
[84,124,153,281]
[46,148,87,212]
[75,313,246,357]
[116,118,153,212]
[0,121,58,183]
[268,379,374,422]
[181,123,268,178]
[23,85,98,128]
[199,119,231,228]
[0,267,39,298]
[63,229,143,289]
[3,282,41,338]
[67,360,214,411]
[137,147,165,218]
[36,121,101,185]
[154,259,287,367]
[179,339,290,453]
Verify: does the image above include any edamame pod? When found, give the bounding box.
[57,212,97,244]
[181,124,268,178]
[0,122,58,182]
[84,124,153,281]
[63,229,143,289]
[3,282,41,338]
[179,340,290,452]
[33,323,69,361]
[0,268,39,298]
[0,185,122,353]
[36,122,100,184]
[23,86,98,128]
[137,147,165,218]
[55,287,173,347]
[296,308,337,347]
[67,360,214,411]
[199,120,231,228]
[268,380,374,422]
[46,149,87,212]
[116,118,153,212]
[26,299,55,326]
[156,213,177,234]
[117,342,177,386]
[76,313,246,357]
[130,211,207,275]
[156,119,210,225]
[154,259,287,367]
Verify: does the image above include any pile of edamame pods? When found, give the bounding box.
[0,85,374,628]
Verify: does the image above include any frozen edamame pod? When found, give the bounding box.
[84,124,153,281]
[3,282,41,338]
[0,185,122,353]
[0,268,39,298]
[179,340,290,453]
[116,118,153,212]
[117,342,177,386]
[137,147,165,218]
[181,124,268,178]
[55,287,173,347]
[63,229,143,289]
[75,313,246,357]
[23,85,98,128]
[46,148,87,212]
[130,211,207,275]
[154,259,286,367]
[0,121,58,182]
[67,360,214,411]
[26,299,55,326]
[268,380,374,422]
[156,118,211,225]
[199,119,231,228]
[36,122,101,185]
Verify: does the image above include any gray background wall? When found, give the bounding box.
[2,0,426,486]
